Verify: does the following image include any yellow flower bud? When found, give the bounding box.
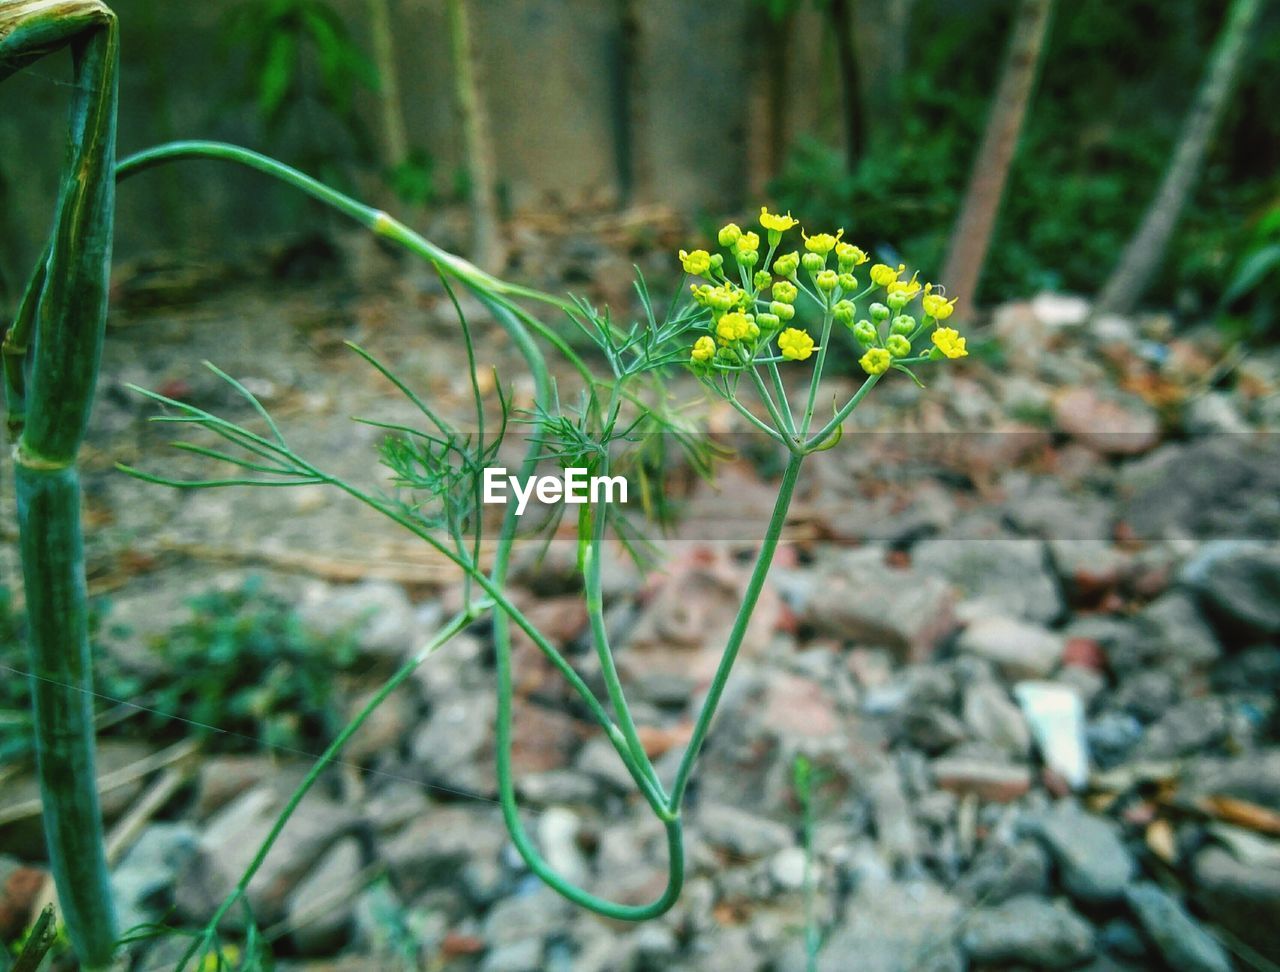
[869,263,904,287]
[837,273,858,291]
[931,327,968,359]
[735,231,761,253]
[753,270,773,290]
[778,328,815,361]
[923,293,958,320]
[836,242,869,270]
[770,300,796,321]
[772,280,798,303]
[718,223,742,247]
[833,300,856,324]
[802,252,826,274]
[886,334,912,358]
[773,251,800,277]
[690,335,716,362]
[815,269,839,292]
[680,249,712,276]
[859,347,892,375]
[802,228,843,255]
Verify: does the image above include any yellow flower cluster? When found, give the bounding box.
[681,208,966,375]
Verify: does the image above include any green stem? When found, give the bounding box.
[669,451,804,808]
[805,372,880,452]
[14,464,117,969]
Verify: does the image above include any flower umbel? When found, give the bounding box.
[777,328,815,361]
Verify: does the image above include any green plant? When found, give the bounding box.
[2,4,970,966]
[221,0,379,178]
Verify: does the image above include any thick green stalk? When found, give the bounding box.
[669,451,804,808]
[1,2,120,968]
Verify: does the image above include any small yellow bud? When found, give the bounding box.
[869,263,904,287]
[869,302,891,322]
[833,300,856,324]
[691,335,716,362]
[735,231,761,253]
[802,252,826,274]
[802,228,843,255]
[837,273,858,291]
[679,249,712,276]
[753,270,773,290]
[759,207,798,233]
[772,280,798,303]
[815,269,839,292]
[778,328,815,361]
[931,327,968,359]
[836,242,869,269]
[859,347,892,375]
[853,320,878,345]
[718,223,742,247]
[773,251,800,277]
[770,300,796,321]
[923,294,957,320]
[886,334,912,358]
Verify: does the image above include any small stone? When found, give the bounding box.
[962,681,1031,757]
[1014,681,1091,790]
[1024,801,1135,903]
[110,823,199,936]
[769,847,809,892]
[1126,882,1232,972]
[931,757,1033,803]
[961,894,1095,969]
[913,538,1064,624]
[1183,392,1249,436]
[1181,540,1280,637]
[695,804,792,859]
[480,938,543,972]
[957,617,1064,680]
[1192,845,1280,962]
[286,837,362,956]
[819,881,963,972]
[298,580,420,663]
[1087,711,1145,769]
[1131,697,1231,760]
[536,808,588,888]
[804,548,956,662]
[1053,386,1160,456]
[953,840,1050,904]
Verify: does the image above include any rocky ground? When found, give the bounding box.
[2,226,1280,971]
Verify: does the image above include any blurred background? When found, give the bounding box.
[4,2,1280,970]
[1,0,1277,327]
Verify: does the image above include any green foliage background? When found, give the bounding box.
[771,0,1280,317]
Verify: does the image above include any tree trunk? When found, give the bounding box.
[1094,0,1262,316]
[829,0,864,170]
[744,6,795,200]
[367,0,408,168]
[445,0,505,272]
[940,0,1054,320]
[851,0,913,149]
